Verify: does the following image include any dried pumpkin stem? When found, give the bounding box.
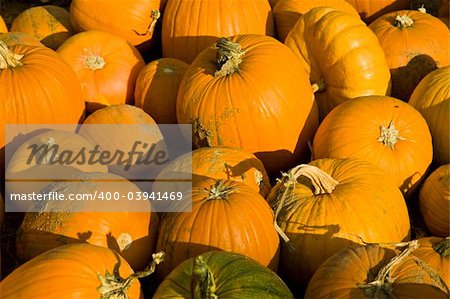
[433,237,450,257]
[86,54,106,70]
[215,37,245,77]
[191,256,218,299]
[311,77,326,93]
[0,40,24,69]
[206,180,235,200]
[133,9,160,37]
[377,121,406,149]
[394,14,414,28]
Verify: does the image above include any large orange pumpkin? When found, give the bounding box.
[0,15,7,33]
[267,158,410,288]
[344,0,411,23]
[313,96,433,197]
[134,58,188,124]
[409,66,450,165]
[57,31,145,113]
[306,242,448,298]
[162,0,275,63]
[284,7,391,120]
[419,165,450,237]
[273,0,359,41]
[177,35,318,177]
[0,32,44,48]
[369,10,449,101]
[10,5,74,50]
[70,0,162,51]
[156,179,280,280]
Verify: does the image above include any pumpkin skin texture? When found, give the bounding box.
[156,179,280,280]
[284,7,391,120]
[344,0,410,23]
[177,35,318,177]
[0,244,143,298]
[70,0,161,51]
[273,0,359,41]
[57,31,145,113]
[267,158,410,288]
[369,10,450,101]
[0,15,7,33]
[313,96,433,197]
[419,165,450,237]
[154,251,294,299]
[409,66,450,165]
[10,5,74,50]
[305,243,449,298]
[162,0,275,63]
[134,58,188,124]
[0,32,44,48]
[156,146,271,197]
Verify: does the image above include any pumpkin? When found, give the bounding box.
[409,66,450,165]
[413,237,450,288]
[306,241,449,298]
[10,5,74,50]
[0,32,44,47]
[0,243,164,298]
[15,171,158,271]
[284,7,391,120]
[273,0,359,41]
[70,0,161,51]
[267,158,410,288]
[156,146,271,197]
[156,179,280,280]
[177,35,318,177]
[313,95,433,197]
[134,58,188,124]
[162,0,275,63]
[154,251,294,298]
[369,10,449,101]
[419,165,450,237]
[0,15,7,33]
[57,31,145,113]
[344,0,411,23]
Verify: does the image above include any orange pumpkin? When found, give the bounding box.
[273,0,359,41]
[268,158,410,288]
[369,10,449,101]
[134,58,188,124]
[419,165,450,237]
[313,96,433,197]
[57,31,145,113]
[156,179,279,280]
[162,0,275,63]
[10,5,74,50]
[0,32,44,47]
[177,35,318,177]
[344,0,410,23]
[0,244,161,298]
[284,7,391,120]
[70,0,161,51]
[306,242,448,298]
[409,66,449,165]
[0,15,7,33]
[156,146,271,197]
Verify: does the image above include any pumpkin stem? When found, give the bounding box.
[86,54,106,70]
[311,78,326,93]
[117,233,133,251]
[133,9,160,37]
[0,40,24,69]
[418,5,427,13]
[191,256,218,299]
[358,240,419,298]
[214,37,245,77]
[206,180,235,200]
[97,251,164,299]
[433,237,450,257]
[377,121,406,149]
[394,14,414,28]
[272,164,339,251]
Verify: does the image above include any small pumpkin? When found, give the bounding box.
[313,95,433,197]
[0,15,7,33]
[344,0,411,23]
[10,5,74,50]
[409,66,450,165]
[156,179,280,280]
[413,237,450,287]
[284,7,391,120]
[369,10,449,101]
[134,58,188,124]
[0,32,44,47]
[57,31,145,113]
[0,243,163,298]
[419,165,450,237]
[162,0,275,63]
[268,158,410,288]
[154,251,294,298]
[306,241,449,298]
[273,0,359,41]
[177,35,318,177]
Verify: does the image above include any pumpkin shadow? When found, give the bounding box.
[357,0,410,23]
[35,5,74,50]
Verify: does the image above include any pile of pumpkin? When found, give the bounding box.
[0,0,449,298]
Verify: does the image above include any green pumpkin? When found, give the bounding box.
[153,251,294,298]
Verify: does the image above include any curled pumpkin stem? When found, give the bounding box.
[0,40,24,69]
[133,9,160,37]
[191,256,218,299]
[214,37,245,77]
